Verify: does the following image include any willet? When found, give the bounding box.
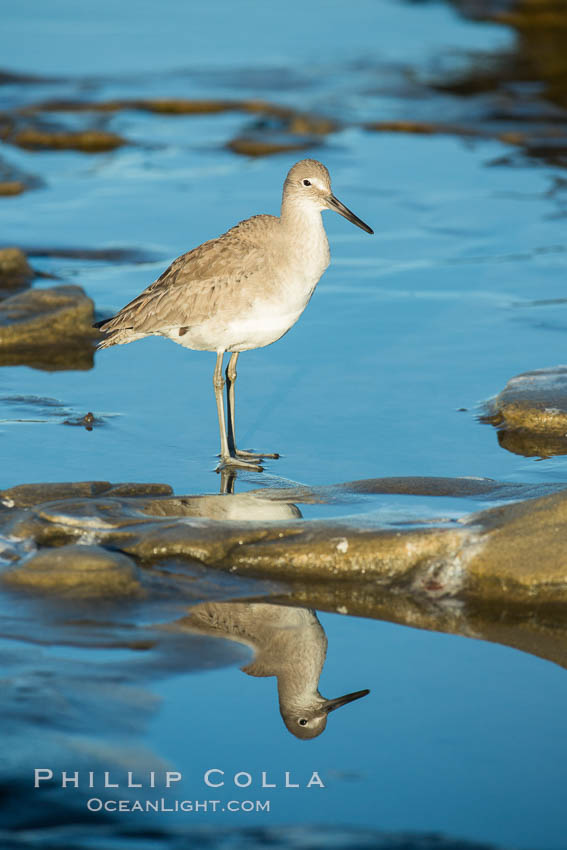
[95,159,373,470]
[180,601,369,739]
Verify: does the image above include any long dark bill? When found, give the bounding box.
[328,195,374,234]
[325,688,370,713]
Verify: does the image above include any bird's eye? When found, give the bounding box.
[298,718,308,726]
[302,179,311,187]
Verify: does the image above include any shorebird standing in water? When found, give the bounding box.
[95,159,373,470]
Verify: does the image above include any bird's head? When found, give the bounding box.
[284,159,373,234]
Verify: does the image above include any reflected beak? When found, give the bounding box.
[325,688,370,713]
[327,194,373,234]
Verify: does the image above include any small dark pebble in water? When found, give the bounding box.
[63,411,98,430]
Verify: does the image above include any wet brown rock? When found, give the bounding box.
[448,0,567,117]
[0,248,33,292]
[21,98,238,115]
[465,489,567,603]
[286,114,337,135]
[1,544,141,598]
[135,98,235,115]
[3,476,567,605]
[119,488,567,604]
[11,127,126,153]
[0,482,112,509]
[481,366,567,457]
[0,481,172,509]
[227,136,319,157]
[0,285,98,370]
[20,97,337,131]
[18,99,125,114]
[483,365,567,432]
[105,483,173,498]
[366,120,447,135]
[227,102,335,157]
[0,181,26,196]
[0,152,41,197]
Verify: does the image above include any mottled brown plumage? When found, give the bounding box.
[96,215,278,349]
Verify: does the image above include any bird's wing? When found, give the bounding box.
[99,215,278,334]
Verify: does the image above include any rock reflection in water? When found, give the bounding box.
[177,601,369,739]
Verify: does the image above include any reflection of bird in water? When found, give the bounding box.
[144,470,303,521]
[180,602,369,739]
[95,159,372,471]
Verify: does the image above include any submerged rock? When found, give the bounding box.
[0,284,98,371]
[481,366,567,457]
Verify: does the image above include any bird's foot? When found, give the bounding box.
[217,454,264,473]
[234,448,280,460]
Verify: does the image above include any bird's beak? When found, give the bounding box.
[325,688,370,713]
[327,194,374,234]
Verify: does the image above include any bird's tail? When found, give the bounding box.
[93,318,140,350]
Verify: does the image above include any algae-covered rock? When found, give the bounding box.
[1,544,141,598]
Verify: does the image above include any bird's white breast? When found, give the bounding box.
[164,209,330,353]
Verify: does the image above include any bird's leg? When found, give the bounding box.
[214,352,263,472]
[225,352,279,460]
[225,352,239,454]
